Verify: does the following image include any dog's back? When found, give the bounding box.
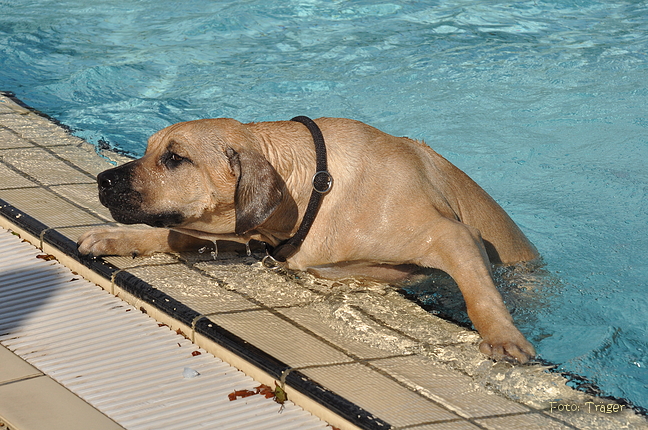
[311,117,538,265]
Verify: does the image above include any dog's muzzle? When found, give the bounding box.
[96,162,184,228]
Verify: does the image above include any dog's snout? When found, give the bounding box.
[97,161,136,192]
[97,169,117,191]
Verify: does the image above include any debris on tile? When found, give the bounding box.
[228,383,287,407]
[182,367,200,378]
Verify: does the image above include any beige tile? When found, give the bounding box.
[0,113,75,145]
[125,262,260,314]
[208,310,353,367]
[338,287,472,346]
[0,345,42,383]
[0,127,32,149]
[0,95,34,115]
[0,187,102,227]
[476,413,571,430]
[49,183,113,221]
[196,258,321,307]
[278,305,405,360]
[407,421,483,430]
[372,355,529,418]
[102,252,180,268]
[302,363,459,427]
[0,163,38,189]
[51,145,123,178]
[0,97,21,114]
[1,148,94,186]
[0,375,123,430]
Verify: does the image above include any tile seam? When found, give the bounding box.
[0,373,44,388]
[365,357,580,428]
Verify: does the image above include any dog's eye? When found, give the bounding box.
[162,152,190,169]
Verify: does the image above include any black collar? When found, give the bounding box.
[263,116,333,266]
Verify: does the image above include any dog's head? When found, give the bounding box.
[97,119,285,236]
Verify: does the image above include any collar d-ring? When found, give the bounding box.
[312,170,333,194]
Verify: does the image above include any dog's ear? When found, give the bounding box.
[227,147,283,235]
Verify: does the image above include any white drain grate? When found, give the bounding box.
[0,228,328,430]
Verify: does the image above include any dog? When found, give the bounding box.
[78,117,539,363]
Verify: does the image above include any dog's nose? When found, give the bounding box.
[97,169,118,191]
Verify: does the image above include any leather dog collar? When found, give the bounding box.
[263,116,333,266]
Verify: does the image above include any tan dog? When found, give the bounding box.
[78,117,539,363]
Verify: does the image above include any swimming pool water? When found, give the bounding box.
[2,0,647,412]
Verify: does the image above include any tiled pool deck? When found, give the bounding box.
[1,92,646,429]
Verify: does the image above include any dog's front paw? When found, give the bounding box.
[77,226,159,257]
[478,327,536,364]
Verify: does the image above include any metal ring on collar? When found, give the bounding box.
[262,253,283,270]
[312,170,333,194]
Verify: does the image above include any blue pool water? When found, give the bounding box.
[1,0,647,411]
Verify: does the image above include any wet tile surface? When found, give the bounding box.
[371,355,530,418]
[278,304,399,360]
